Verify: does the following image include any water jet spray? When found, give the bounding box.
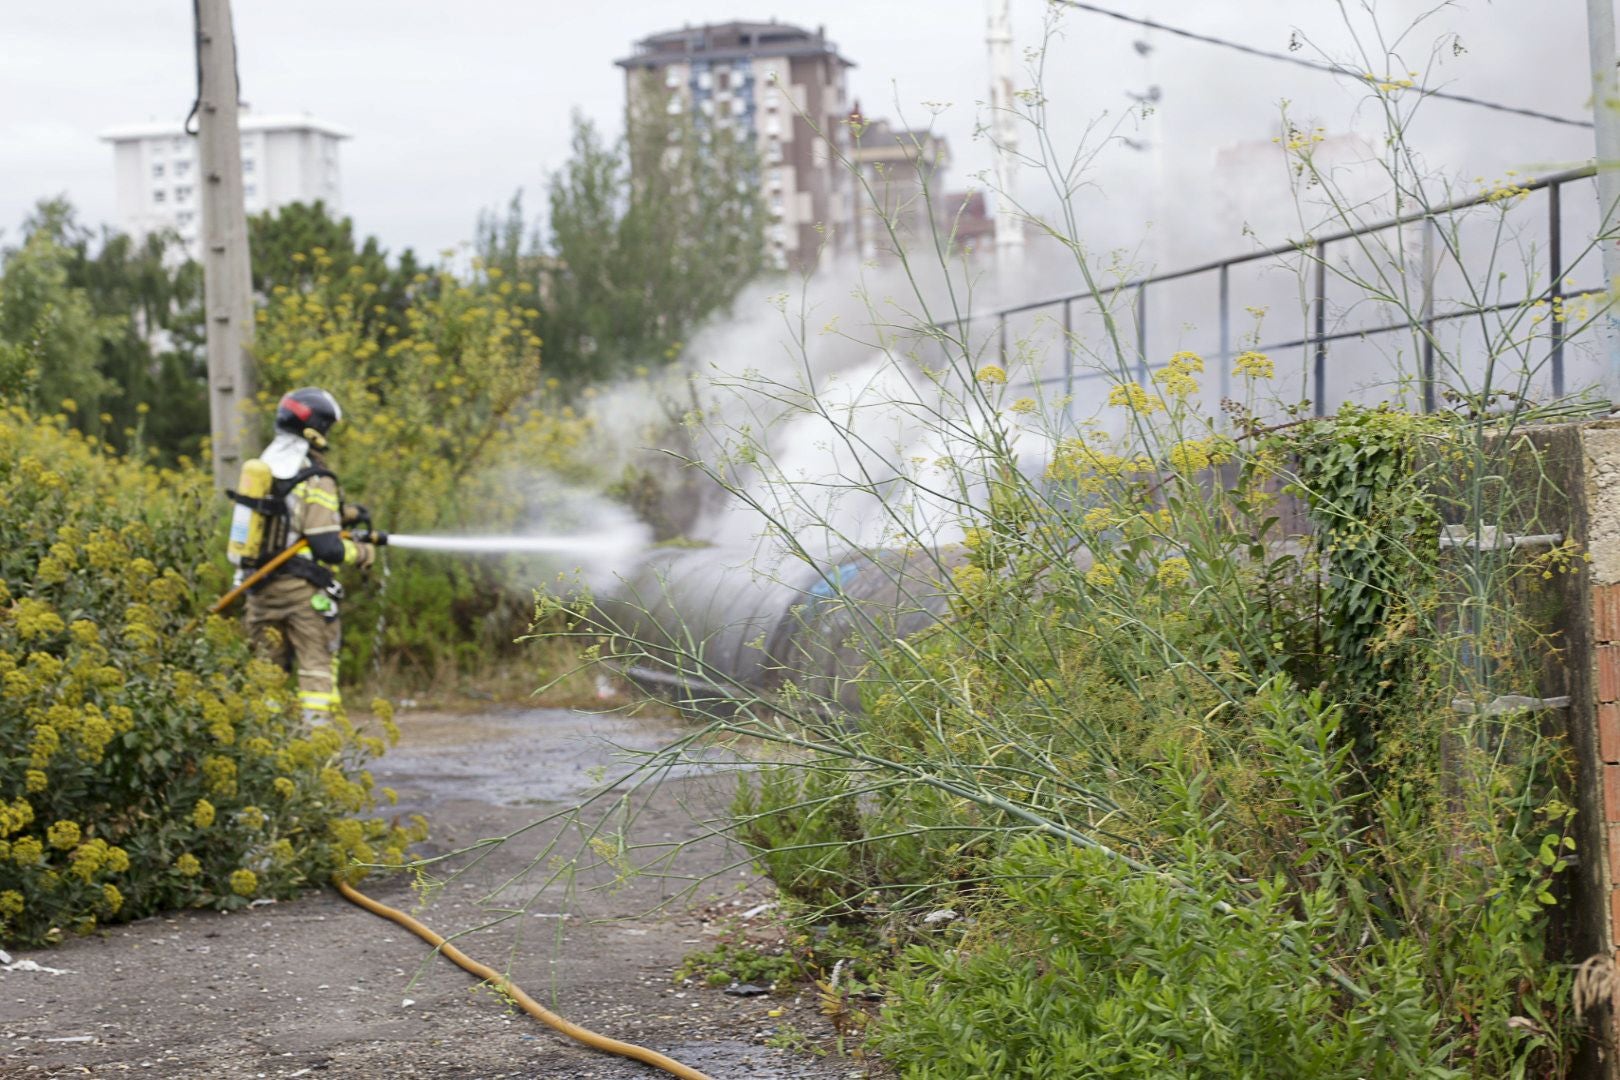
[382,532,641,557]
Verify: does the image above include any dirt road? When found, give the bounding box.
[0,707,857,1079]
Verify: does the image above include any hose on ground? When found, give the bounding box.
[334,877,714,1080]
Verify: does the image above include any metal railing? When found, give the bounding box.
[960,165,1601,414]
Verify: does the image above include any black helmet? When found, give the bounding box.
[274,387,343,448]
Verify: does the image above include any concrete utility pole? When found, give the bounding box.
[1589,0,1620,401]
[195,0,254,489]
[987,0,1024,258]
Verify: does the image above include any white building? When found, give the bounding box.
[99,112,351,259]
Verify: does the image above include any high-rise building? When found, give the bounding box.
[617,20,855,270]
[99,112,350,260]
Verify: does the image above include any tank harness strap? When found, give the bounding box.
[285,464,338,488]
[279,557,337,591]
[226,490,285,516]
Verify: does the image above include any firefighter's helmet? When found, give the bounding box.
[274,387,344,448]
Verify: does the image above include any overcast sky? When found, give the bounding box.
[0,1,1602,264]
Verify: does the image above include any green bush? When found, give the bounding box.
[686,395,1576,1075]
[733,759,992,916]
[875,836,1453,1080]
[0,405,421,946]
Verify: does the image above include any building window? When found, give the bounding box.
[242,158,255,174]
[153,189,166,204]
[244,183,256,198]
[176,185,193,202]
[174,159,191,177]
[152,163,165,179]
[696,69,712,91]
[667,95,682,115]
[177,211,194,226]
[717,71,730,91]
[664,68,681,89]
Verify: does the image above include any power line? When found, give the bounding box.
[1052,0,1594,130]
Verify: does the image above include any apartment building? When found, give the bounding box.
[100,112,350,259]
[617,20,855,270]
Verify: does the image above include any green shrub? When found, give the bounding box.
[875,836,1454,1080]
[0,406,421,946]
[682,396,1578,1075]
[733,761,991,916]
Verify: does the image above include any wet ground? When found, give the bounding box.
[0,707,862,1079]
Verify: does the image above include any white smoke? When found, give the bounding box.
[583,251,1076,569]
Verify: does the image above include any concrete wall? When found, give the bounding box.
[1578,421,1620,1070]
[1495,419,1620,1072]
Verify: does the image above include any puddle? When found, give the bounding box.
[658,1041,843,1079]
[374,708,745,809]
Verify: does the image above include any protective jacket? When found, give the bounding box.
[247,432,374,586]
[240,433,374,724]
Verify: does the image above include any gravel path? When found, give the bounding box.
[0,707,862,1079]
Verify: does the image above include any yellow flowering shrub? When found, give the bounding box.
[250,261,594,678]
[0,406,426,947]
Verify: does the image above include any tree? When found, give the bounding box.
[1,198,207,457]
[249,201,422,348]
[1,199,437,462]
[476,93,767,386]
[0,213,122,431]
[70,225,207,457]
[474,192,534,283]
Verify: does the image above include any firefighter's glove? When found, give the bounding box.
[342,503,371,527]
[341,537,377,572]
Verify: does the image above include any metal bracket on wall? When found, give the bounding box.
[1438,525,1564,551]
[1450,694,1572,715]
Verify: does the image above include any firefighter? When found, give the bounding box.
[233,387,383,725]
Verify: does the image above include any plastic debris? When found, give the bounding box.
[3,959,74,976]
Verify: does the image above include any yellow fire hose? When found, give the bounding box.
[209,538,314,616]
[207,543,714,1077]
[334,879,714,1080]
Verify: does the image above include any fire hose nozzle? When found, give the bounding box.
[354,528,389,547]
